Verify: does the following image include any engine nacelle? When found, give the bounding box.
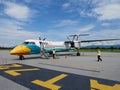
[64,41,81,49]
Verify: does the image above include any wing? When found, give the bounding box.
[44,48,76,54]
[81,39,120,43]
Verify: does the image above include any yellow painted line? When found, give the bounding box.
[46,74,68,84]
[5,68,40,76]
[32,74,68,90]
[90,79,120,90]
[0,64,22,70]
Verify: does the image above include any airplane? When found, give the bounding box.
[10,34,120,60]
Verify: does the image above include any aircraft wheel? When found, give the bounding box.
[76,52,80,56]
[19,55,24,60]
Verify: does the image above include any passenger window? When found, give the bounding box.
[29,42,35,44]
[23,42,35,44]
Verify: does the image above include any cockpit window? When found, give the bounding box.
[23,42,35,44]
[23,42,29,44]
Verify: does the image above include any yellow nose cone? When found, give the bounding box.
[10,44,31,55]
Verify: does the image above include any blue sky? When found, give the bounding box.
[0,0,120,46]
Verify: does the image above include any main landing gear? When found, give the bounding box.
[76,49,80,56]
[19,55,24,60]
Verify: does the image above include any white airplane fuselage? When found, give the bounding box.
[10,39,75,57]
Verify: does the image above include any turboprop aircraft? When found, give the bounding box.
[10,34,120,60]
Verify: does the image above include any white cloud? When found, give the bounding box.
[41,27,120,45]
[101,22,110,26]
[62,0,120,20]
[4,2,31,21]
[94,4,120,20]
[94,0,120,7]
[94,29,120,39]
[78,24,95,32]
[41,24,95,41]
[0,1,39,47]
[81,29,120,46]
[24,0,32,3]
[0,19,41,46]
[0,0,120,47]
[62,3,70,9]
[90,29,120,45]
[55,20,78,28]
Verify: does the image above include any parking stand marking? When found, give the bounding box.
[32,74,68,90]
[0,63,120,90]
[5,68,40,76]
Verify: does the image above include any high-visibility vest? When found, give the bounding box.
[97,51,101,55]
[53,50,56,54]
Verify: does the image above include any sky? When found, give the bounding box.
[0,0,120,47]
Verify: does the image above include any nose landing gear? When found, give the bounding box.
[19,55,24,60]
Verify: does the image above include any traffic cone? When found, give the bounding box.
[65,55,67,59]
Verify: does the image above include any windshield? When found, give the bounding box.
[23,42,35,45]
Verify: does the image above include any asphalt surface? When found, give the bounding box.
[0,50,120,90]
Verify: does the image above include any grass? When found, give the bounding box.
[75,48,120,53]
[1,47,120,53]
[0,47,12,50]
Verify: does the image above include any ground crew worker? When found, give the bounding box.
[53,49,56,59]
[97,49,102,62]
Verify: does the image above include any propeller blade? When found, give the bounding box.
[39,37,41,40]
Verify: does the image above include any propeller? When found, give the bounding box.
[39,37,41,40]
[43,38,46,41]
[67,34,89,41]
[39,37,46,41]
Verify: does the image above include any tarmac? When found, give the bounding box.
[0,50,120,90]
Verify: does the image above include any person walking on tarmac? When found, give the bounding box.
[97,49,102,62]
[53,49,56,59]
